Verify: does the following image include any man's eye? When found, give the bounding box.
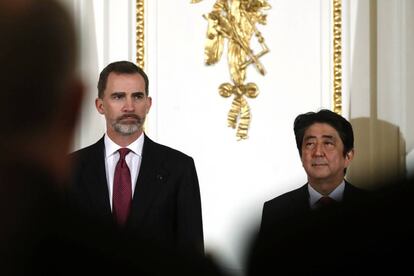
[133,94,144,100]
[112,94,123,100]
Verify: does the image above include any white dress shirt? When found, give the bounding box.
[308,180,345,210]
[104,133,144,210]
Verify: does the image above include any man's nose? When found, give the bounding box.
[313,143,324,156]
[123,97,134,112]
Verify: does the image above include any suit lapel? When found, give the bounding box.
[84,137,112,222]
[343,181,353,200]
[294,184,311,212]
[129,135,163,224]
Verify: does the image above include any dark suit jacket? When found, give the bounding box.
[248,181,370,275]
[247,180,413,275]
[260,181,367,235]
[68,134,204,253]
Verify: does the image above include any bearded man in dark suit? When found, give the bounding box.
[69,61,204,254]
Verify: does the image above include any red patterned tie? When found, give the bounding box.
[113,148,132,226]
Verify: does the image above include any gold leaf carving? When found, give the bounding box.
[193,0,270,140]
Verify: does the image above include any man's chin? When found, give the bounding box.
[308,170,331,180]
[118,131,138,136]
[118,119,139,125]
[113,123,141,136]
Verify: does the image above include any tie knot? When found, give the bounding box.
[118,148,130,160]
[316,196,337,209]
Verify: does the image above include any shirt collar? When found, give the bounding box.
[308,180,345,207]
[104,133,144,158]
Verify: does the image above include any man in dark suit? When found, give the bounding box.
[69,61,204,254]
[260,109,366,234]
[246,109,370,275]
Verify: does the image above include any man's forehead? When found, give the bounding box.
[303,123,340,138]
[106,73,145,88]
[108,72,143,80]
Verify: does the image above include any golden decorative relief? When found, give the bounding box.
[192,0,270,140]
[333,0,342,114]
[136,0,145,69]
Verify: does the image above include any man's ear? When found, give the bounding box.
[95,97,105,114]
[146,96,152,114]
[344,149,354,167]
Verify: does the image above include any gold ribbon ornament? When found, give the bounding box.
[192,0,270,140]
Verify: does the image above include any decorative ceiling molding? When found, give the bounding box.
[136,0,145,69]
[333,0,342,114]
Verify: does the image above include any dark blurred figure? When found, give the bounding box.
[0,1,225,275]
[0,0,84,274]
[260,109,367,235]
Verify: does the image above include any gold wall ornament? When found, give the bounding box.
[192,0,270,140]
[136,0,145,69]
[136,0,147,131]
[332,0,342,114]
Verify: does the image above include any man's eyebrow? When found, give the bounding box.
[111,91,126,95]
[322,135,335,139]
[303,136,316,142]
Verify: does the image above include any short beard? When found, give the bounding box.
[112,114,144,136]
